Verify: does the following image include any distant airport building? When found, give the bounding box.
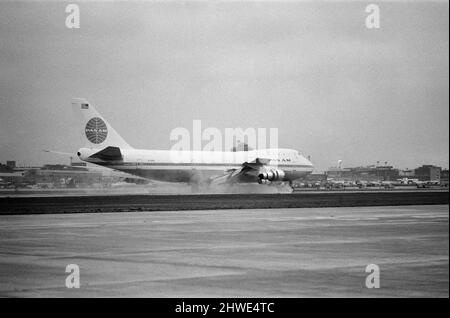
[326,165,399,182]
[24,164,105,187]
[441,169,449,185]
[0,161,18,172]
[1,160,147,189]
[414,165,441,182]
[6,161,16,169]
[326,167,353,180]
[399,169,415,178]
[0,163,11,172]
[374,165,400,181]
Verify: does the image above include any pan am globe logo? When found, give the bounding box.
[85,117,108,144]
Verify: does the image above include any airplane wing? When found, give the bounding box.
[210,158,272,185]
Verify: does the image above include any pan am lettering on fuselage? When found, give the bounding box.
[71,98,314,189]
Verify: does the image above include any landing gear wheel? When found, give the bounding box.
[288,180,294,193]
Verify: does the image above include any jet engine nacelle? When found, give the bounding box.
[258,169,286,183]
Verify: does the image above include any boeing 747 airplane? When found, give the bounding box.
[71,98,314,191]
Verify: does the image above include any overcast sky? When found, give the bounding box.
[0,1,448,171]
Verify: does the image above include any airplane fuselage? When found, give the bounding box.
[78,147,313,184]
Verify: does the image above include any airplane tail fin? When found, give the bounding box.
[71,98,133,149]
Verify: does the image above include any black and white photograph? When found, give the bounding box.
[0,0,448,303]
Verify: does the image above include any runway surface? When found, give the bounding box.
[0,191,448,214]
[0,205,448,297]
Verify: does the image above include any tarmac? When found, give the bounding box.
[0,204,448,297]
[0,190,448,214]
